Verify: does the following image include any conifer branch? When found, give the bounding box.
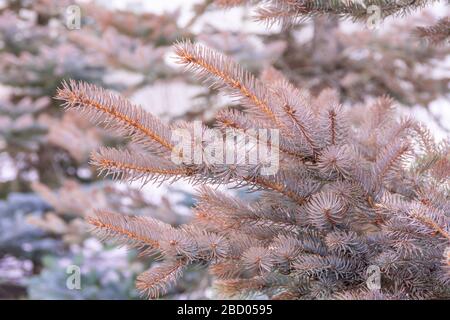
[91,147,193,185]
[136,260,186,298]
[57,38,450,299]
[415,17,450,45]
[253,0,437,27]
[56,80,174,156]
[174,40,288,131]
[87,210,164,251]
[409,209,450,242]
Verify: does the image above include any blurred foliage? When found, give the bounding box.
[27,239,143,300]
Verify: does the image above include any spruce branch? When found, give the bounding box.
[91,147,193,185]
[56,80,175,156]
[415,17,450,45]
[136,260,186,298]
[58,39,450,299]
[87,210,165,254]
[252,0,437,27]
[174,40,289,132]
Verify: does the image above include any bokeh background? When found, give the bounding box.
[0,0,448,299]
